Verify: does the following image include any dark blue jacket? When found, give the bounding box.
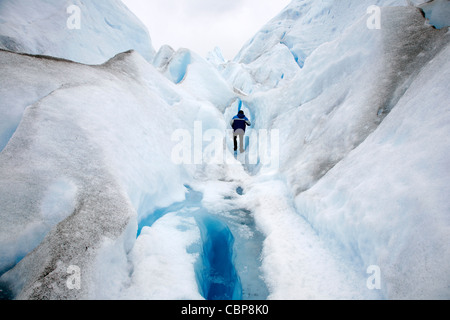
[231,113,251,132]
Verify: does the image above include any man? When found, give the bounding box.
[230,110,251,153]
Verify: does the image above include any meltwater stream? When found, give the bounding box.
[195,211,242,300]
[137,185,268,300]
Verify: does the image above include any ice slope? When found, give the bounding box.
[222,44,301,94]
[248,6,449,192]
[235,0,411,64]
[154,46,237,112]
[221,0,449,95]
[295,42,450,299]
[237,5,450,298]
[226,0,408,92]
[206,46,226,65]
[1,0,449,301]
[0,0,155,65]
[0,49,226,299]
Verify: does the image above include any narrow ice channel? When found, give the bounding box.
[195,210,242,300]
[135,185,268,300]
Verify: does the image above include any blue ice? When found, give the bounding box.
[137,185,243,300]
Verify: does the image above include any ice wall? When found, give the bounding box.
[0,49,224,299]
[0,0,155,64]
[238,4,450,299]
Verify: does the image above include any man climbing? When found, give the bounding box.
[231,110,251,153]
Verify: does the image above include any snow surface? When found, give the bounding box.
[0,0,155,64]
[231,0,408,90]
[1,0,450,300]
[153,45,237,112]
[0,49,225,299]
[229,3,450,299]
[295,41,450,299]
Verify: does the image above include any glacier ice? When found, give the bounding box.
[0,49,223,299]
[157,47,237,111]
[0,0,155,64]
[295,41,450,299]
[419,0,450,29]
[234,0,407,79]
[236,4,450,299]
[1,0,450,301]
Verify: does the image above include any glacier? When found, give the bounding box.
[0,0,449,300]
[0,0,155,64]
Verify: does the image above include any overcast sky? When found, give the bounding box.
[121,0,291,61]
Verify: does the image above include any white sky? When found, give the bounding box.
[121,0,291,61]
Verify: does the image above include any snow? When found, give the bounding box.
[1,0,450,301]
[245,178,382,299]
[295,42,450,299]
[223,2,450,300]
[206,47,226,65]
[245,6,449,191]
[124,212,203,300]
[157,47,236,111]
[0,49,224,299]
[40,178,78,229]
[0,0,155,64]
[232,0,407,88]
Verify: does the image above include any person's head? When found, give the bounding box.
[238,110,245,115]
